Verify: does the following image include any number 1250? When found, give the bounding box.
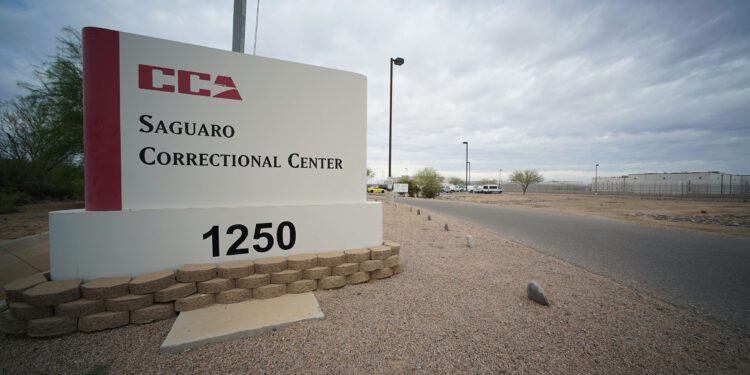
[203,222,296,257]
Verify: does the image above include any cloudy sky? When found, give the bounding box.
[1,0,748,182]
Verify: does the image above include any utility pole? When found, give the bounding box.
[595,163,599,195]
[232,0,247,53]
[462,141,468,191]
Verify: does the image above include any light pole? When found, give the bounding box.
[462,141,468,191]
[595,163,599,195]
[388,57,405,178]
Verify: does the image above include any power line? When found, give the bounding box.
[253,0,260,55]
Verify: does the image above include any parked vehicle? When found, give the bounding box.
[467,185,476,193]
[367,186,386,193]
[443,184,457,193]
[477,185,503,194]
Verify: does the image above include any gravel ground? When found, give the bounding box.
[1,202,749,374]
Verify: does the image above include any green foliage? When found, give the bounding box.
[366,167,374,179]
[509,170,544,195]
[0,191,29,214]
[0,27,84,209]
[19,27,83,161]
[396,176,419,197]
[413,167,442,198]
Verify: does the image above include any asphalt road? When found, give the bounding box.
[395,196,750,333]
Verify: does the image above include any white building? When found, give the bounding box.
[592,171,750,195]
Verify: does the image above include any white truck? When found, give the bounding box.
[477,185,503,194]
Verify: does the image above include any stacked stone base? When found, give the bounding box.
[1,241,402,337]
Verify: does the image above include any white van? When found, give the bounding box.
[478,185,502,194]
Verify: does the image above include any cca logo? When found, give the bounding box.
[138,64,242,100]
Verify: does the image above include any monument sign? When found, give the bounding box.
[49,27,382,279]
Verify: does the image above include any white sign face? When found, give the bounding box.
[52,27,381,280]
[393,183,409,193]
[84,27,366,210]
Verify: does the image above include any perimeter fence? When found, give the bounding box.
[497,182,750,199]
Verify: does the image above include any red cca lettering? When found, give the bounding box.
[138,64,242,100]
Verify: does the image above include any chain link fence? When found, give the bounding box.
[497,182,750,199]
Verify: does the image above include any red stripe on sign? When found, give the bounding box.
[83,27,121,211]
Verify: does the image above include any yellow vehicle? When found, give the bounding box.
[367,187,386,193]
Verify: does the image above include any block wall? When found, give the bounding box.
[1,241,402,338]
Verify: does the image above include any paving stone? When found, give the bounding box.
[371,267,394,279]
[80,276,131,300]
[22,279,81,306]
[527,281,550,306]
[359,259,384,272]
[253,284,286,299]
[10,301,52,320]
[302,266,331,280]
[3,273,47,302]
[254,257,287,274]
[332,263,359,276]
[217,260,254,279]
[175,293,214,312]
[369,245,392,260]
[383,241,401,255]
[317,252,346,267]
[106,293,153,312]
[27,316,78,337]
[384,255,400,268]
[154,282,196,303]
[344,248,371,263]
[197,278,235,294]
[347,271,370,285]
[286,279,317,294]
[392,264,404,275]
[176,263,217,282]
[131,303,175,324]
[286,254,317,270]
[78,311,128,332]
[318,275,347,290]
[129,270,175,295]
[0,309,25,334]
[270,269,302,284]
[215,288,253,304]
[236,273,269,289]
[54,298,105,318]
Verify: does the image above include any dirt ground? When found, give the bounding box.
[441,192,750,237]
[0,202,83,241]
[1,203,749,374]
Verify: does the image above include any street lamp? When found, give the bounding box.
[388,57,405,178]
[595,163,599,195]
[462,141,468,191]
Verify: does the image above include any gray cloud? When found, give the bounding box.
[1,0,748,182]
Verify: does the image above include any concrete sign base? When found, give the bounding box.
[49,202,382,280]
[161,292,324,353]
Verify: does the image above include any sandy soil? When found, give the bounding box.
[441,192,750,237]
[1,202,748,374]
[0,202,84,241]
